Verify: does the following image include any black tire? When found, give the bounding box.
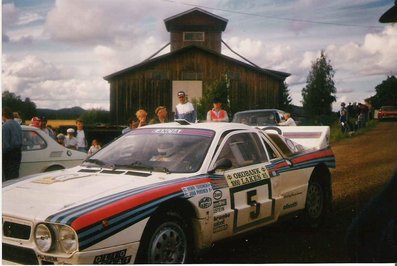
[304,179,327,229]
[136,211,192,264]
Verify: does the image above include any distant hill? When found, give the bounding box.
[37,106,86,119]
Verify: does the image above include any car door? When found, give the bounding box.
[211,131,276,235]
[259,132,309,216]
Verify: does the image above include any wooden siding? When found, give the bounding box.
[108,49,281,125]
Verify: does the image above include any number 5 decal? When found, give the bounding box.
[247,190,260,219]
[230,179,275,233]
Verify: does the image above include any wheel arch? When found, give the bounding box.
[135,197,204,263]
[310,163,333,211]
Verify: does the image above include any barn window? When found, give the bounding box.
[183,32,205,42]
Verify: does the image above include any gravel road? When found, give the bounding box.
[198,121,397,263]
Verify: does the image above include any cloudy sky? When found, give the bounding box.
[2,0,397,111]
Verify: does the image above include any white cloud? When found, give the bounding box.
[44,0,162,46]
[2,54,108,109]
[2,3,18,26]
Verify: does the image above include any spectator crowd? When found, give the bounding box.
[339,102,371,134]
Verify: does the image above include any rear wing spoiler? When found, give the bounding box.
[260,126,331,150]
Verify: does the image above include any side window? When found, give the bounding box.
[22,131,47,151]
[264,141,278,160]
[216,133,268,169]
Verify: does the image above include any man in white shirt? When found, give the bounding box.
[278,113,297,126]
[174,91,196,123]
[76,119,88,152]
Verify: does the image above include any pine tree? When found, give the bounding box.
[301,50,336,117]
[279,81,292,112]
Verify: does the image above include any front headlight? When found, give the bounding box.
[59,225,78,254]
[35,224,54,252]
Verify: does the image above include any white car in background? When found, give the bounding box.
[18,125,86,178]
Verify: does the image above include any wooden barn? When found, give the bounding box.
[104,8,290,125]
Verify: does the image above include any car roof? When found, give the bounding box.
[142,121,252,133]
[233,109,285,114]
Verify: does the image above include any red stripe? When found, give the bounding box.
[71,178,210,231]
[292,148,333,164]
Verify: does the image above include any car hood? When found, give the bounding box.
[2,167,192,222]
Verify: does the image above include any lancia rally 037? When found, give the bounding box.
[2,121,335,264]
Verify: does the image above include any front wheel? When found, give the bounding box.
[137,212,191,264]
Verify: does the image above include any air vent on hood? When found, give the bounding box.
[126,171,151,177]
[100,170,125,175]
[79,169,100,173]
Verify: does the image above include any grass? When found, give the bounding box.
[330,119,378,144]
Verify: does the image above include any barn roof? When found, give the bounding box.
[164,7,228,32]
[103,45,290,81]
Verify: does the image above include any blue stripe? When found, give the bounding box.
[78,191,184,249]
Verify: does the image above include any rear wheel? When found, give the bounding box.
[137,212,191,264]
[304,180,326,229]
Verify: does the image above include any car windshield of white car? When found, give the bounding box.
[233,111,277,126]
[85,128,215,173]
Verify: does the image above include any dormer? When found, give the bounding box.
[164,8,228,53]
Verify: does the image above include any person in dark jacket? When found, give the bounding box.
[2,107,23,181]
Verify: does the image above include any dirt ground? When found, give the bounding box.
[198,121,397,263]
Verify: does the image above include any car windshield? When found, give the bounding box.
[232,111,279,126]
[83,127,215,173]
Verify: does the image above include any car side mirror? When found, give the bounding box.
[208,158,232,174]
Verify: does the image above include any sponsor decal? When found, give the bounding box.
[213,199,227,214]
[225,166,270,188]
[93,249,131,264]
[182,183,213,198]
[198,197,212,209]
[213,189,223,200]
[152,129,182,134]
[213,213,230,233]
[283,201,298,210]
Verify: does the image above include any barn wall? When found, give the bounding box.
[107,49,280,125]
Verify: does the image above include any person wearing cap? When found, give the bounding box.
[206,97,229,122]
[149,106,168,124]
[64,128,78,150]
[175,91,196,123]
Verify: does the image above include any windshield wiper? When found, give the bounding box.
[83,158,115,169]
[121,161,171,174]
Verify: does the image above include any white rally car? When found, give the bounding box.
[2,122,335,264]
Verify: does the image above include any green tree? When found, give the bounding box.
[368,75,397,109]
[80,108,111,125]
[196,78,230,121]
[278,81,293,112]
[301,50,336,118]
[2,91,37,121]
